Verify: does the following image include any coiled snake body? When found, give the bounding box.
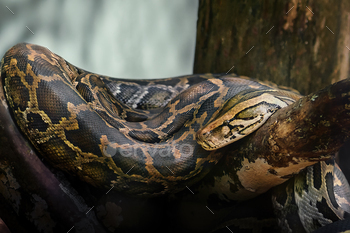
[1,43,350,232]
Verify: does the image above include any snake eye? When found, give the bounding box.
[223,120,230,126]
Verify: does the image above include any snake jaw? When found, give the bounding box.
[197,127,240,151]
[197,109,277,151]
[196,122,239,151]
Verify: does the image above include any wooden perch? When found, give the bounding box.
[210,78,350,200]
[244,77,350,163]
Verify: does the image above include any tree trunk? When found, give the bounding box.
[194,0,350,95]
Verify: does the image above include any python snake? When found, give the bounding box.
[1,43,350,232]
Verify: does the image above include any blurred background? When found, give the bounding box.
[0,0,199,79]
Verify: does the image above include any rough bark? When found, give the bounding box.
[239,77,350,163]
[221,77,350,199]
[194,0,350,95]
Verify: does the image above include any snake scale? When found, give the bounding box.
[1,43,350,232]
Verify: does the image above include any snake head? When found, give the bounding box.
[196,92,291,151]
[196,119,245,151]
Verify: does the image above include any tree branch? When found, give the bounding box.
[215,78,350,200]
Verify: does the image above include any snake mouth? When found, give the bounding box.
[197,138,215,151]
[196,128,232,151]
[196,116,246,150]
